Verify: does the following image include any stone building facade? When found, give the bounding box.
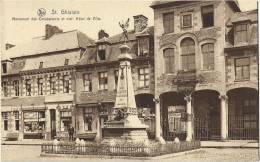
[1,25,94,140]
[151,0,258,141]
[74,15,156,140]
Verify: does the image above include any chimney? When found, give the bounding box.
[98,30,109,39]
[133,15,148,33]
[45,24,63,39]
[6,43,15,50]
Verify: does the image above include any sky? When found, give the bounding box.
[1,0,258,47]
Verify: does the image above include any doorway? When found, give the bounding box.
[50,109,56,139]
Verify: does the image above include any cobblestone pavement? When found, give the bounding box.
[1,145,259,162]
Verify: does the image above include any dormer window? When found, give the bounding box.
[65,59,69,65]
[39,62,43,68]
[97,45,106,61]
[2,63,7,73]
[182,14,192,28]
[235,24,248,45]
[139,37,149,56]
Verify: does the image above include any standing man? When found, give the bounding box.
[68,124,74,141]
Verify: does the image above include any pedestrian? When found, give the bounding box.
[68,124,74,142]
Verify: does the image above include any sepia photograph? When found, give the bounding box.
[1,0,259,161]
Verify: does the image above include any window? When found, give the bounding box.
[14,111,19,130]
[163,12,174,34]
[13,80,19,96]
[163,48,175,73]
[114,70,119,89]
[98,72,108,90]
[50,77,56,94]
[63,76,69,93]
[60,111,72,132]
[139,38,149,55]
[26,79,31,96]
[84,108,93,131]
[139,68,149,87]
[2,81,8,97]
[24,111,45,133]
[65,59,69,65]
[97,45,106,61]
[235,24,247,44]
[235,58,250,80]
[243,99,257,114]
[83,73,92,92]
[182,14,192,27]
[181,38,195,70]
[39,62,43,68]
[2,112,8,130]
[202,43,214,70]
[201,5,214,28]
[38,78,44,95]
[2,63,7,73]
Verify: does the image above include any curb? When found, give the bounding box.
[40,148,201,160]
[201,146,259,149]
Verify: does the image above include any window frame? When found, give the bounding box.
[2,81,8,97]
[60,111,72,132]
[26,80,31,96]
[84,108,93,131]
[2,63,7,73]
[201,43,215,70]
[182,13,192,28]
[50,77,56,94]
[181,38,196,70]
[163,11,174,34]
[83,73,92,92]
[163,48,175,74]
[201,5,214,28]
[98,71,108,90]
[14,111,19,130]
[38,78,44,95]
[235,57,250,80]
[138,67,150,87]
[39,62,43,69]
[138,37,149,56]
[13,80,19,97]
[234,24,248,45]
[63,75,70,93]
[2,112,8,130]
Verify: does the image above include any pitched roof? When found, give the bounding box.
[227,9,258,26]
[78,26,154,65]
[2,30,94,61]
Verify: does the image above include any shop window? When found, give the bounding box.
[63,75,69,93]
[14,111,19,130]
[50,77,56,94]
[139,37,149,56]
[202,43,214,70]
[83,73,92,92]
[65,59,69,65]
[138,68,149,87]
[114,70,119,89]
[181,38,195,70]
[13,80,19,96]
[26,79,31,96]
[84,108,93,131]
[98,72,108,90]
[235,58,250,80]
[39,62,43,68]
[2,112,8,130]
[163,48,175,74]
[2,81,8,97]
[201,5,214,28]
[182,14,192,28]
[235,24,248,44]
[2,63,7,73]
[163,12,174,34]
[60,111,72,132]
[24,111,45,133]
[38,78,44,95]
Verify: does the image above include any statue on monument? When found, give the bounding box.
[119,18,130,43]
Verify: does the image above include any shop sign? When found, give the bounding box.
[169,113,182,118]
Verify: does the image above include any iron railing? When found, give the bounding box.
[41,141,201,157]
[228,116,259,140]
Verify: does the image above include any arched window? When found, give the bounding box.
[163,48,174,73]
[202,43,214,70]
[181,38,195,70]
